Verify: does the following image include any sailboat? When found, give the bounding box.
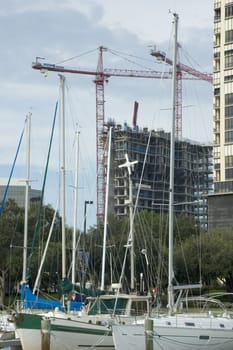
[112,13,233,350]
[14,81,152,350]
[17,76,83,313]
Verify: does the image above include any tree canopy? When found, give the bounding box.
[0,201,233,308]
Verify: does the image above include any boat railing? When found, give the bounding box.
[15,298,63,313]
[177,294,233,315]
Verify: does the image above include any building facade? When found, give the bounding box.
[0,178,41,208]
[104,123,213,230]
[210,0,233,227]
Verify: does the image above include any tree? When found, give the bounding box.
[173,226,233,293]
[0,199,64,305]
[201,228,233,292]
[0,199,24,305]
[86,215,129,289]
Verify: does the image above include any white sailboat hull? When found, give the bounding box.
[113,314,233,350]
[15,292,152,349]
[16,316,114,350]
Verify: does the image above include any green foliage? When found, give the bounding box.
[201,228,233,291]
[0,200,63,301]
[0,199,24,269]
[1,198,233,307]
[87,212,233,295]
[173,226,233,292]
[87,214,129,288]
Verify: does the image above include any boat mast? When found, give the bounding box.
[72,130,80,284]
[59,75,66,287]
[22,112,31,284]
[168,13,178,316]
[100,126,112,291]
[119,154,138,291]
[129,160,134,290]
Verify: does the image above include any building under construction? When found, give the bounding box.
[104,122,213,230]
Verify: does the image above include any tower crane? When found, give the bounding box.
[32,46,212,220]
[150,47,212,140]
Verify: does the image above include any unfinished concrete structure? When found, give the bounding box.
[104,122,213,230]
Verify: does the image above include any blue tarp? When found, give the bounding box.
[20,283,83,311]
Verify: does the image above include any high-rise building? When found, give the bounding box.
[209,0,233,227]
[104,123,213,230]
[0,178,41,208]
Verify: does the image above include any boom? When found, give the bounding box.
[32,46,212,220]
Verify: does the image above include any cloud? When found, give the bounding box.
[0,0,213,227]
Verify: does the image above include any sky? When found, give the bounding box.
[0,0,213,229]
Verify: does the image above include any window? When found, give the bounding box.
[226,168,233,179]
[225,161,233,181]
[225,30,233,43]
[215,7,221,21]
[225,117,233,129]
[214,87,220,95]
[225,106,233,117]
[225,130,233,142]
[224,75,233,82]
[225,93,233,105]
[225,93,233,140]
[200,336,210,340]
[131,301,148,316]
[225,50,233,68]
[225,4,233,18]
[185,322,195,327]
[225,94,233,131]
[225,155,233,167]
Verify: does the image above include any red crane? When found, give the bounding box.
[150,47,212,140]
[32,46,212,220]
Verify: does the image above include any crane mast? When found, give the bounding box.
[95,46,106,219]
[32,46,212,220]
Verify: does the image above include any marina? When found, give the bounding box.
[1,1,233,350]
